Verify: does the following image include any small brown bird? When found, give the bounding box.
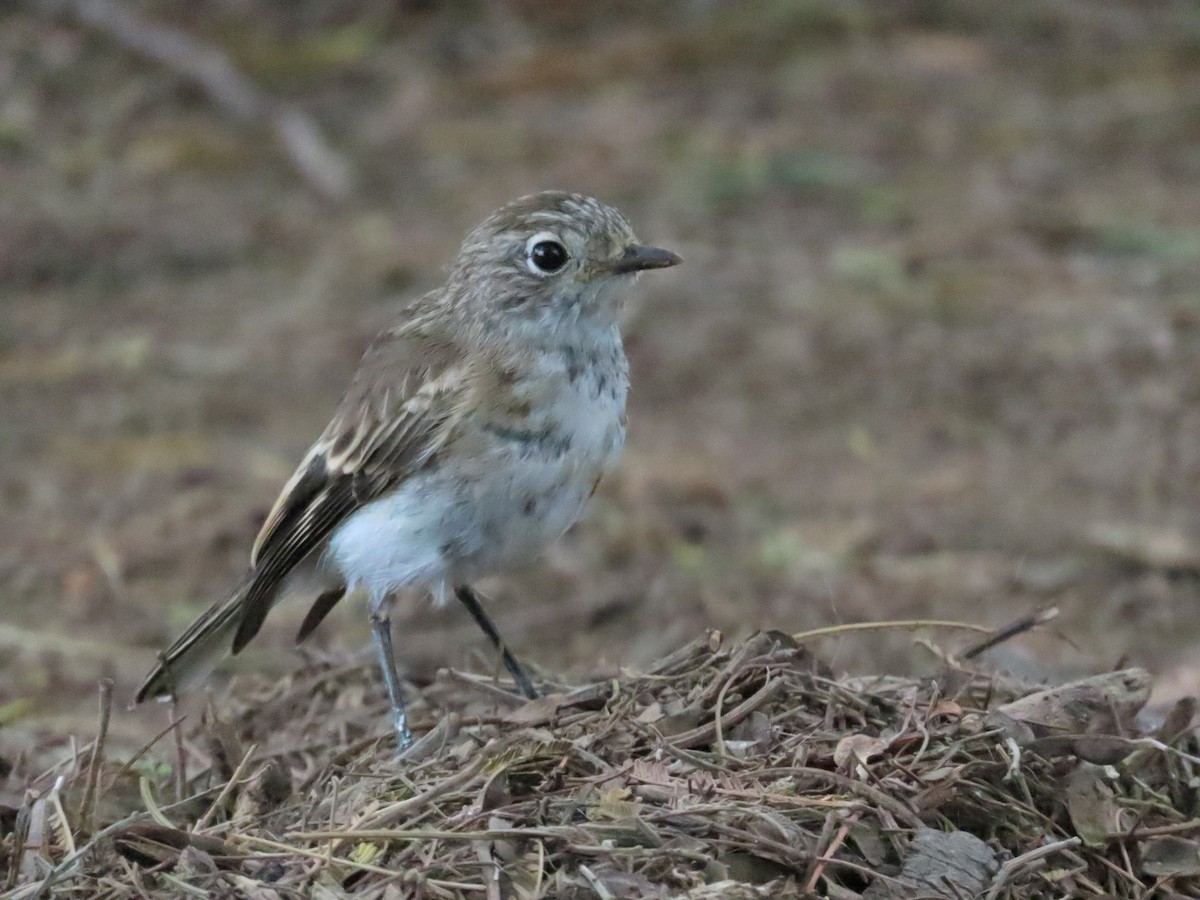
[137,192,680,749]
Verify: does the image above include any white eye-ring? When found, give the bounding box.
[524,231,570,275]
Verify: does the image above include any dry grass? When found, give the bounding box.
[6,627,1199,897]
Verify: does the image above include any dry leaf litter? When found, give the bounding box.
[4,629,1200,898]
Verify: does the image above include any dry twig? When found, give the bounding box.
[54,0,353,200]
[9,629,1196,897]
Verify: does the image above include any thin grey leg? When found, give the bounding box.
[369,608,413,751]
[454,585,538,700]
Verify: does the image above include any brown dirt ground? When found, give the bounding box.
[5,0,1200,763]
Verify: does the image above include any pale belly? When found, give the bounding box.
[326,371,626,606]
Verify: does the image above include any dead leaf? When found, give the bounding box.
[1065,764,1127,846]
[729,710,773,744]
[928,699,963,720]
[635,701,664,723]
[177,845,218,876]
[912,769,962,813]
[834,734,889,775]
[588,787,642,822]
[1142,836,1200,878]
[1026,735,1137,765]
[503,693,568,726]
[716,849,793,884]
[233,758,292,821]
[628,759,675,786]
[479,769,512,811]
[656,710,706,737]
[863,827,997,899]
[848,819,889,866]
[997,669,1151,734]
[1156,697,1197,743]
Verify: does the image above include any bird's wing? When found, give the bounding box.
[137,311,470,701]
[237,323,468,651]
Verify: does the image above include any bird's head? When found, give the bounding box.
[449,192,680,338]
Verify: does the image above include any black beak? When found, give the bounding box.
[604,244,682,274]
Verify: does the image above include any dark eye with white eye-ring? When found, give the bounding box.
[525,232,569,275]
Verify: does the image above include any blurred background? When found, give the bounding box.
[6,0,1200,755]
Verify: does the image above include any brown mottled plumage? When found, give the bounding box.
[137,192,679,750]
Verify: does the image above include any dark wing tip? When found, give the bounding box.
[135,661,172,704]
[296,587,346,644]
[231,605,268,655]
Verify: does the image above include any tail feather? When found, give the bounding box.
[136,575,255,703]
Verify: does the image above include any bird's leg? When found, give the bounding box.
[369,601,413,751]
[454,584,538,700]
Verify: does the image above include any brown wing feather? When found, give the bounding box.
[250,320,457,567]
[137,303,468,701]
[231,474,360,652]
[232,325,466,652]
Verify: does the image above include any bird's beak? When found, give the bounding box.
[601,244,682,275]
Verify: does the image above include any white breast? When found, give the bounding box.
[327,334,628,608]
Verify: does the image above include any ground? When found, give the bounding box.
[4,0,1200,782]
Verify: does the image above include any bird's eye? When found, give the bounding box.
[530,241,567,272]
[525,234,569,275]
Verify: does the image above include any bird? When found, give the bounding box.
[136,191,680,750]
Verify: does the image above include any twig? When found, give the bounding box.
[984,836,1081,900]
[475,841,502,900]
[1105,818,1200,841]
[77,679,113,837]
[712,671,736,758]
[963,607,1059,660]
[791,619,992,643]
[533,840,545,897]
[138,775,173,828]
[690,635,757,708]
[1000,736,1022,782]
[645,632,721,676]
[289,825,577,843]
[158,872,209,898]
[1131,737,1200,770]
[24,787,226,898]
[802,812,838,893]
[169,696,186,803]
[442,669,530,704]
[105,713,188,793]
[667,676,783,750]
[577,864,614,900]
[55,0,352,200]
[351,753,489,832]
[223,834,410,884]
[805,818,852,894]
[750,766,925,830]
[194,743,259,833]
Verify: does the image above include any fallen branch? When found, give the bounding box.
[55,0,353,200]
[963,607,1059,660]
[76,679,113,837]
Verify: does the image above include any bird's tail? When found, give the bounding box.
[136,573,257,703]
